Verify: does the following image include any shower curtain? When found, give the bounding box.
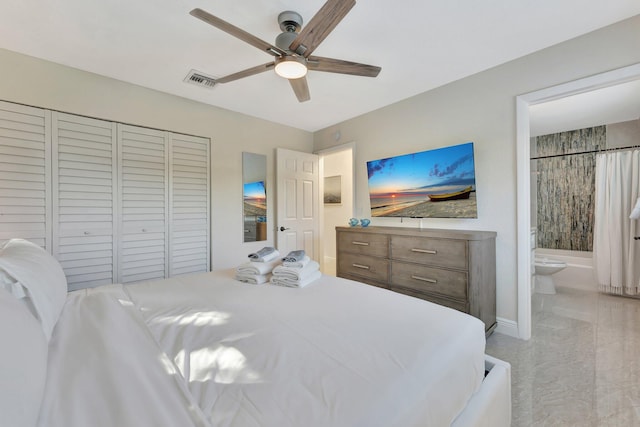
[593,149,640,295]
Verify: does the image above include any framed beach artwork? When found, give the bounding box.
[324,175,342,204]
[366,142,478,218]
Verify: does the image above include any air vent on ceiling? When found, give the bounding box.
[184,70,217,89]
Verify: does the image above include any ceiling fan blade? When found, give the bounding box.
[289,0,356,58]
[289,77,311,102]
[190,8,286,57]
[307,56,381,77]
[216,62,275,84]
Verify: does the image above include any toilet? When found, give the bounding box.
[534,257,567,294]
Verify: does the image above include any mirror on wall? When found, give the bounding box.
[242,152,267,242]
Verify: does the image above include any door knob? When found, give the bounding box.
[279,226,290,232]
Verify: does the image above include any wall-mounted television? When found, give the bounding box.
[366,142,477,218]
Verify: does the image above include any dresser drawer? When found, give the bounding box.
[391,261,468,299]
[390,235,467,269]
[337,231,389,257]
[336,226,496,334]
[337,252,389,282]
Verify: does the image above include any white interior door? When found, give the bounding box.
[52,112,117,290]
[0,101,51,250]
[168,133,210,276]
[276,148,319,260]
[118,124,169,284]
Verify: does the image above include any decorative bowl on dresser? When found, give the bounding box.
[336,226,497,335]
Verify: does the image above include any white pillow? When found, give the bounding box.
[0,239,67,341]
[0,287,48,427]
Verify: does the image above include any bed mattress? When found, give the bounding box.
[38,270,486,427]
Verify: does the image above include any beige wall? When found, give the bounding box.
[313,15,640,325]
[0,48,314,269]
[607,118,640,148]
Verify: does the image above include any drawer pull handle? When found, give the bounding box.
[352,263,370,270]
[352,241,370,246]
[411,275,437,283]
[411,248,437,254]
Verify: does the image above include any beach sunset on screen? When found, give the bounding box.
[243,180,267,217]
[366,142,478,218]
[243,181,266,201]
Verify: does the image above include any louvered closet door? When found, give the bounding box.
[169,133,210,276]
[52,113,117,290]
[0,101,51,249]
[118,125,168,283]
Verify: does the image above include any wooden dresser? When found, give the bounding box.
[336,226,497,335]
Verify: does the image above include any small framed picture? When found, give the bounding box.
[324,175,342,204]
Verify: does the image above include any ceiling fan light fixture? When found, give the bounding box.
[275,56,307,79]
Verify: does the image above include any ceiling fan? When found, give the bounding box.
[189,0,381,102]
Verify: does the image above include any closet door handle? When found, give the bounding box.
[352,241,369,246]
[352,263,370,270]
[411,248,437,254]
[411,275,437,283]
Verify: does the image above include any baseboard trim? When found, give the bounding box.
[495,317,519,338]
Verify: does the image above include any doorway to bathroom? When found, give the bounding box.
[516,63,640,339]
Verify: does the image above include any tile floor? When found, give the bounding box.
[486,287,640,426]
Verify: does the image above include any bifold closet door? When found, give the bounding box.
[169,133,210,276]
[0,101,51,249]
[52,113,117,290]
[118,125,169,283]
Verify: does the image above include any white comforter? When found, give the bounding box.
[38,270,486,427]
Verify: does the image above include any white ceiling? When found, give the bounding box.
[1,1,639,132]
[530,80,640,137]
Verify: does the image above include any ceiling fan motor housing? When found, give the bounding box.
[275,32,298,52]
[278,11,303,32]
[276,11,303,52]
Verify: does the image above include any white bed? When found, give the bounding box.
[0,239,511,427]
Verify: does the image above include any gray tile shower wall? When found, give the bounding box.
[534,126,605,251]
